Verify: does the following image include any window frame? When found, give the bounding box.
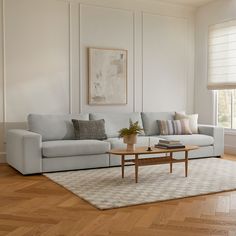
[215,89,236,133]
[209,18,236,133]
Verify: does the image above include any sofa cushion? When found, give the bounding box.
[157,119,192,135]
[107,136,161,149]
[174,112,199,134]
[28,114,89,141]
[72,119,107,140]
[42,140,110,158]
[141,112,175,136]
[90,112,144,138]
[160,134,214,147]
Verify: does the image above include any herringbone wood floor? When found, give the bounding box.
[1,155,236,236]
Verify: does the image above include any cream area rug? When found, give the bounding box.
[44,158,236,210]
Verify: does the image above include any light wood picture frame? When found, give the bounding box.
[88,47,127,105]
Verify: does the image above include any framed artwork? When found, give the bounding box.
[88,47,127,105]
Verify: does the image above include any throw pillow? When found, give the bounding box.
[174,112,198,133]
[157,119,192,135]
[72,119,107,140]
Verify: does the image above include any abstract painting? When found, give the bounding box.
[88,48,127,105]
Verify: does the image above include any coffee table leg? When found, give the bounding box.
[170,152,173,173]
[121,155,125,178]
[135,154,138,183]
[185,151,188,177]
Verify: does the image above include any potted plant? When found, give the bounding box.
[118,120,143,151]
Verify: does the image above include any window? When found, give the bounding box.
[209,19,236,129]
[208,19,236,89]
[217,89,236,129]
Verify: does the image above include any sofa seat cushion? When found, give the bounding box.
[160,134,214,147]
[107,136,161,149]
[42,140,110,158]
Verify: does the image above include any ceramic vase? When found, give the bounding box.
[123,134,137,151]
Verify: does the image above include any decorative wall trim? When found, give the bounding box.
[69,2,72,113]
[141,12,144,112]
[186,17,195,114]
[184,18,189,112]
[132,11,135,112]
[75,2,135,14]
[2,0,6,123]
[78,3,82,113]
[60,0,195,18]
[142,10,189,20]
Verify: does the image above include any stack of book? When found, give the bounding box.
[155,139,185,149]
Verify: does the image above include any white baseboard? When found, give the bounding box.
[0,152,6,163]
[224,145,236,155]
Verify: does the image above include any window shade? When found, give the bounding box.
[208,19,236,90]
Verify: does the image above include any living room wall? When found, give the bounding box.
[195,0,236,154]
[0,0,195,162]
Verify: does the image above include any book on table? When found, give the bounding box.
[155,140,185,149]
[158,139,181,145]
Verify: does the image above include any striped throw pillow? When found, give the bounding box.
[157,119,192,135]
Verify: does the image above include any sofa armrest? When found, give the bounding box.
[198,125,224,156]
[6,129,42,174]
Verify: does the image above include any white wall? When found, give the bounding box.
[5,0,70,121]
[0,0,195,162]
[143,13,188,111]
[195,0,236,154]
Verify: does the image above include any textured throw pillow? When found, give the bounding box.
[72,119,107,140]
[157,119,192,135]
[174,112,198,134]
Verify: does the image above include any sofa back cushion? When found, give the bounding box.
[90,112,143,138]
[28,114,89,141]
[141,112,175,135]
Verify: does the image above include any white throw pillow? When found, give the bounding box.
[174,112,198,134]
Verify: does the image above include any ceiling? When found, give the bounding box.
[159,0,218,7]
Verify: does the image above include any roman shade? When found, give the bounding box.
[208,19,236,90]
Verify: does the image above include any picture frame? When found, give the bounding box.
[88,47,127,105]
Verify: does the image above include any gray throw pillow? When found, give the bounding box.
[72,119,107,140]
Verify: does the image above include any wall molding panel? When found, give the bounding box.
[79,3,135,113]
[0,0,5,157]
[1,0,6,123]
[0,0,195,162]
[142,11,189,112]
[69,2,73,114]
[132,11,136,112]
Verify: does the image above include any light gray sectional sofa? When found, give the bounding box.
[6,112,224,175]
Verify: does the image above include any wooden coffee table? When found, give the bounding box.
[108,145,198,183]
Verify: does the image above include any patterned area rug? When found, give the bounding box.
[44,158,236,210]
